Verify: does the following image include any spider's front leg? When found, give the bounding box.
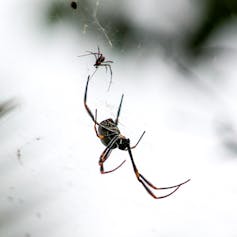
[115,94,124,125]
[84,76,102,127]
[130,131,146,149]
[85,50,100,61]
[84,76,96,122]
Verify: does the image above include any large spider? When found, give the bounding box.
[79,47,113,90]
[84,76,190,199]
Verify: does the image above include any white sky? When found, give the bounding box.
[1,1,237,237]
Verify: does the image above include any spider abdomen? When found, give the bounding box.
[98,119,120,148]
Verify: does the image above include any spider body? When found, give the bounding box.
[98,118,130,150]
[84,75,190,199]
[79,47,113,90]
[94,55,106,68]
[98,118,121,148]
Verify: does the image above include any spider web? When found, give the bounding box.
[93,0,113,47]
[46,0,114,48]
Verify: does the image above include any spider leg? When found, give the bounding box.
[84,76,108,127]
[130,131,146,149]
[93,109,104,139]
[96,63,113,91]
[127,145,190,199]
[102,64,113,91]
[84,76,101,127]
[78,53,92,57]
[84,76,95,122]
[98,63,109,72]
[103,60,114,64]
[86,50,100,57]
[107,64,113,91]
[93,53,98,61]
[99,135,126,174]
[84,79,121,134]
[90,68,98,79]
[86,51,99,61]
[97,46,100,54]
[115,94,124,125]
[139,174,190,190]
[78,51,99,60]
[85,51,98,55]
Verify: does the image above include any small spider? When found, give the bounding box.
[84,76,190,199]
[79,47,113,90]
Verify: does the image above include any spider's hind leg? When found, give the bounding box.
[127,145,190,199]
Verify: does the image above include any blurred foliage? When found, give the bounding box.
[216,121,237,156]
[45,0,237,60]
[0,99,17,120]
[46,0,88,26]
[186,0,237,57]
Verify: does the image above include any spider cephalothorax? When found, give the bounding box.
[84,75,190,199]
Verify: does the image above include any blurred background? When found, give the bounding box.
[1,0,237,236]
